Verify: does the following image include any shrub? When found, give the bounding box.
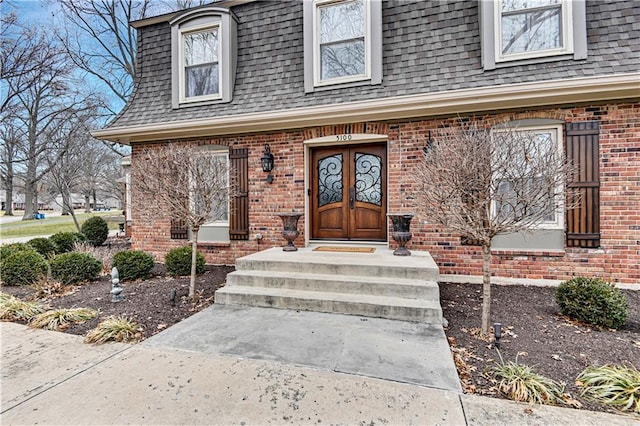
[0,292,48,320]
[49,232,86,254]
[50,252,102,285]
[85,316,143,344]
[27,237,56,258]
[81,216,109,247]
[112,250,154,281]
[556,277,628,329]
[577,364,640,413]
[0,243,31,267]
[165,246,205,277]
[494,355,564,405]
[1,249,48,286]
[29,308,98,331]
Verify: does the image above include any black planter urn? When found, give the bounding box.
[277,213,303,251]
[387,213,414,256]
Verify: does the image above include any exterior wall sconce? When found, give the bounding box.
[261,144,274,183]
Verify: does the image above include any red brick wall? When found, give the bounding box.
[129,102,639,284]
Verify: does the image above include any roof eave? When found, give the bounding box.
[91,73,640,144]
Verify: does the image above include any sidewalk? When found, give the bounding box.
[2,317,638,424]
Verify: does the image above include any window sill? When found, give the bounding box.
[196,241,231,248]
[492,249,565,258]
[307,78,381,94]
[174,97,229,109]
[488,53,577,71]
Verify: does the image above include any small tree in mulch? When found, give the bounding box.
[416,122,579,333]
[132,144,236,299]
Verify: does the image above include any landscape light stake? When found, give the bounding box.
[493,322,502,349]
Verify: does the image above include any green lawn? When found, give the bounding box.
[0,212,120,239]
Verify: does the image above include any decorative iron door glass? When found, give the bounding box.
[311,144,386,241]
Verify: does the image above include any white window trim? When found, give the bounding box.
[178,22,222,104]
[312,0,372,87]
[491,125,565,230]
[494,0,574,64]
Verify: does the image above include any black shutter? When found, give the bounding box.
[229,147,249,240]
[566,122,600,248]
[170,218,188,240]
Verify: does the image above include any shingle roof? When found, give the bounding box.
[107,0,640,129]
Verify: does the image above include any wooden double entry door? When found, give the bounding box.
[310,143,387,241]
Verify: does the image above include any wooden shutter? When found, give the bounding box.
[170,218,188,240]
[566,122,600,248]
[229,147,249,240]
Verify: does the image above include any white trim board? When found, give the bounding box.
[93,73,640,144]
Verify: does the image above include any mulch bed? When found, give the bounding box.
[2,263,234,339]
[439,282,640,414]
[2,265,639,415]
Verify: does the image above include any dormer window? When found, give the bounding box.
[182,25,220,100]
[480,0,586,70]
[317,0,367,84]
[304,0,382,92]
[171,7,237,107]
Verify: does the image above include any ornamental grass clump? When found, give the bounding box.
[577,364,640,413]
[493,353,565,405]
[85,316,143,344]
[29,308,98,331]
[0,292,48,321]
[556,277,628,329]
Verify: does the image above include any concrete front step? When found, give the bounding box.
[214,286,443,324]
[227,270,440,299]
[234,247,439,281]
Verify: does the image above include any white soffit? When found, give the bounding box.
[92,73,640,144]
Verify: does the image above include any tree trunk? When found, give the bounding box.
[84,193,91,213]
[92,189,97,211]
[22,179,36,219]
[62,190,72,215]
[4,187,14,216]
[189,226,199,299]
[481,243,492,334]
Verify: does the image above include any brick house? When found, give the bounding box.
[93,0,640,285]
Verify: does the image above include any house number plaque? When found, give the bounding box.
[336,134,353,142]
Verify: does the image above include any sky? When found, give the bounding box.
[4,0,58,24]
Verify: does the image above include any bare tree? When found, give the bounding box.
[133,144,234,298]
[1,10,59,215]
[416,123,578,333]
[56,0,151,114]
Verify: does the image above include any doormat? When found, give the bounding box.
[313,246,376,253]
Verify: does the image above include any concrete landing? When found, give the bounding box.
[142,304,462,393]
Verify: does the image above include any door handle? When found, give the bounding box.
[349,187,355,209]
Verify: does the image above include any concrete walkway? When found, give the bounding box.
[2,311,638,425]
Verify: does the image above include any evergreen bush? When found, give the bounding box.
[27,237,56,258]
[0,250,48,286]
[50,252,102,285]
[165,246,205,277]
[49,232,86,254]
[0,243,31,268]
[81,216,109,247]
[556,277,628,329]
[112,250,154,281]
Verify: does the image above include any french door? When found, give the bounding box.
[310,144,386,241]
